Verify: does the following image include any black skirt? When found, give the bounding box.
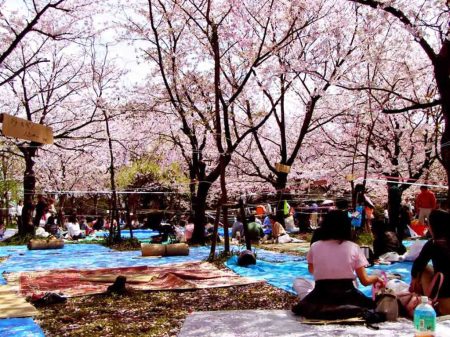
[292,279,375,319]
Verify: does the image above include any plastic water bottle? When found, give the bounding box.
[414,296,436,337]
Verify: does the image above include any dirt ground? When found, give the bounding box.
[36,283,298,337]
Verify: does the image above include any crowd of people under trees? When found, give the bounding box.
[0,183,445,243]
[225,183,450,321]
[1,184,450,321]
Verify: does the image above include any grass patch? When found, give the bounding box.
[37,284,297,337]
[0,233,34,246]
[356,232,374,246]
[102,237,141,251]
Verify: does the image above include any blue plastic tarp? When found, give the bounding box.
[93,228,232,241]
[94,229,160,240]
[0,318,44,337]
[217,228,232,237]
[0,244,215,287]
[226,255,413,297]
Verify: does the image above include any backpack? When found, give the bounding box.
[397,272,444,318]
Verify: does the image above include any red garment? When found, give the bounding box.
[415,190,437,209]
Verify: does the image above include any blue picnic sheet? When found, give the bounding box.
[92,228,232,242]
[226,255,413,298]
[0,318,45,337]
[94,229,160,241]
[0,243,296,283]
[0,244,215,283]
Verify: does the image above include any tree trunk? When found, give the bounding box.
[4,191,10,227]
[20,150,36,236]
[387,183,402,232]
[435,42,450,208]
[191,181,210,244]
[126,194,133,239]
[103,108,120,243]
[219,157,230,253]
[57,193,67,229]
[208,204,221,260]
[441,127,450,209]
[436,99,450,209]
[275,172,288,225]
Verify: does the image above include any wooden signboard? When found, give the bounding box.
[346,174,356,182]
[275,163,291,174]
[0,113,53,144]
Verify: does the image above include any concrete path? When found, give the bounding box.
[178,309,450,337]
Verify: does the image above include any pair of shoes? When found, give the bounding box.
[31,292,67,307]
[107,276,127,295]
[362,309,386,324]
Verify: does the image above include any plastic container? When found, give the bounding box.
[414,296,436,337]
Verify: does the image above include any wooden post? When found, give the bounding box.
[126,194,133,239]
[239,199,251,251]
[209,204,221,260]
[222,204,230,253]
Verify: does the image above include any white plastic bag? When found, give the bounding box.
[385,279,410,295]
[277,233,292,244]
[35,227,50,238]
[403,240,426,261]
[379,252,401,262]
[293,278,315,300]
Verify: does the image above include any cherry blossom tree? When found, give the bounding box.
[235,1,360,191]
[347,0,450,206]
[0,38,109,235]
[122,0,314,243]
[0,0,94,86]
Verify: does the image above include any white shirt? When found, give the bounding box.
[67,222,81,237]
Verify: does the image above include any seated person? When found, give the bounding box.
[292,210,383,319]
[45,215,62,238]
[231,216,244,241]
[411,209,450,315]
[245,215,264,242]
[0,221,5,239]
[398,204,412,241]
[295,206,311,233]
[371,219,406,259]
[131,218,141,229]
[269,215,295,243]
[117,217,125,229]
[310,215,329,246]
[262,215,272,237]
[254,216,263,227]
[79,217,88,230]
[184,221,195,242]
[66,215,84,240]
[93,217,104,231]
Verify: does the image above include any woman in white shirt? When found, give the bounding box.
[66,215,84,240]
